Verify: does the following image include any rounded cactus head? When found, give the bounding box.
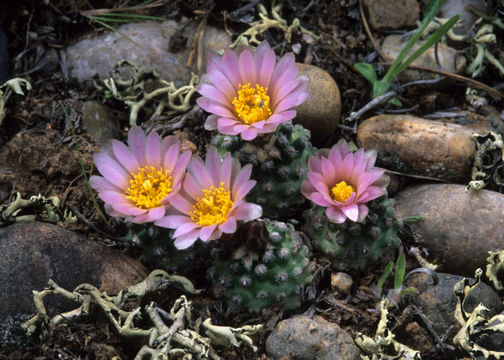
[208,219,314,313]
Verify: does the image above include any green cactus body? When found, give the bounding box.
[208,219,314,313]
[213,122,316,219]
[302,197,401,270]
[125,224,213,278]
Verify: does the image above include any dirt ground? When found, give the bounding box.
[0,0,503,359]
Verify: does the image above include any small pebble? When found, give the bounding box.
[331,272,353,294]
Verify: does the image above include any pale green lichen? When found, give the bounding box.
[23,269,262,360]
[355,298,422,360]
[0,78,31,126]
[230,3,319,49]
[486,250,504,292]
[103,60,198,126]
[0,192,77,225]
[466,132,504,193]
[453,268,504,359]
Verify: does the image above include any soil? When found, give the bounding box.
[0,0,502,359]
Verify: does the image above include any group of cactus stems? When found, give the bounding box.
[129,122,402,313]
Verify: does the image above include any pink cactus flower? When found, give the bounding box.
[197,41,308,141]
[90,127,191,223]
[301,140,388,224]
[155,147,262,249]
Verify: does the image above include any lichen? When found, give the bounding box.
[486,250,504,292]
[453,268,504,359]
[355,298,421,360]
[0,77,31,126]
[466,131,504,193]
[230,3,319,49]
[103,60,198,126]
[0,192,77,225]
[23,270,262,360]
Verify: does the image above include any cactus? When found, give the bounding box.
[302,197,401,270]
[208,219,314,313]
[213,122,316,219]
[125,224,213,279]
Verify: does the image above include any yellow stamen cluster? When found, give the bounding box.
[126,166,172,209]
[190,182,234,226]
[232,83,272,124]
[331,180,356,203]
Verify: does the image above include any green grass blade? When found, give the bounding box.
[92,18,144,49]
[92,13,165,21]
[354,62,377,85]
[58,100,108,225]
[395,15,459,76]
[383,0,447,83]
[377,261,395,294]
[394,253,406,289]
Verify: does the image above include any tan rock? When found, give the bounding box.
[394,184,504,276]
[357,115,476,182]
[294,64,341,145]
[362,0,419,31]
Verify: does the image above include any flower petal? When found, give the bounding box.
[112,140,139,173]
[170,194,194,215]
[198,83,231,105]
[94,152,130,189]
[90,175,121,193]
[188,155,215,188]
[148,206,166,221]
[219,217,237,233]
[233,203,262,221]
[145,131,161,169]
[174,221,200,238]
[326,206,347,223]
[239,49,256,85]
[204,115,219,130]
[174,230,200,249]
[128,126,147,166]
[155,214,192,229]
[256,42,276,87]
[240,127,259,141]
[341,203,359,222]
[199,224,218,242]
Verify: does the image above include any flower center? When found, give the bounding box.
[190,182,234,226]
[232,83,272,125]
[331,180,356,203]
[126,166,172,209]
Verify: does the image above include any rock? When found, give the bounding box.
[381,34,466,81]
[81,101,120,145]
[266,315,361,360]
[441,0,489,37]
[443,107,504,135]
[294,64,341,145]
[331,272,353,295]
[405,272,504,337]
[0,222,148,348]
[357,115,476,182]
[362,0,419,31]
[394,184,504,276]
[65,20,231,86]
